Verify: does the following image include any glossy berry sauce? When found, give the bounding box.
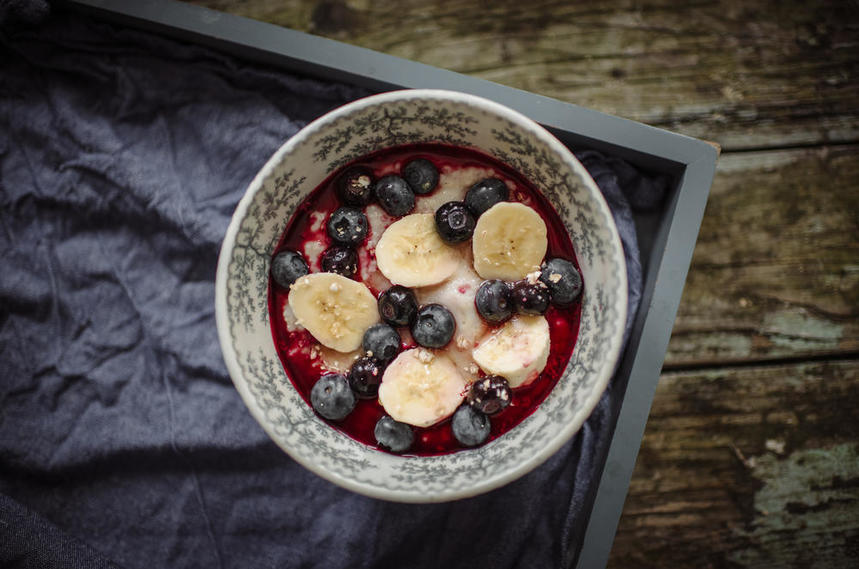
[268,143,583,456]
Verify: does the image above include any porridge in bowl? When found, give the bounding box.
[269,143,584,455]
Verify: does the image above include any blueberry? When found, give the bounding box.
[374,175,415,217]
[336,166,375,206]
[467,375,512,416]
[539,258,583,306]
[435,201,476,244]
[411,304,456,349]
[475,279,514,324]
[374,415,414,453]
[271,249,309,288]
[465,178,509,217]
[348,355,384,399]
[378,285,418,327]
[310,373,356,421]
[402,158,439,195]
[451,404,491,447]
[512,280,551,315]
[362,323,401,361]
[327,207,369,246]
[321,245,358,277]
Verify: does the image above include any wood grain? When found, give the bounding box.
[187,0,859,151]
[608,360,859,569]
[665,145,859,367]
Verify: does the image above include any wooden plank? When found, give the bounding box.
[186,0,859,151]
[665,145,859,366]
[607,360,859,569]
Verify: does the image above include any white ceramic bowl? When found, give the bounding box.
[215,89,627,503]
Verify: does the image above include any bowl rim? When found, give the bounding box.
[215,88,627,502]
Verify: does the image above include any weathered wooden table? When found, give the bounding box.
[188,1,859,566]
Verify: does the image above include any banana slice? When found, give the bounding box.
[472,202,548,281]
[374,213,460,287]
[472,315,550,388]
[378,348,468,428]
[288,273,379,353]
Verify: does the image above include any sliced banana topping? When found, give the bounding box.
[374,213,460,287]
[378,348,468,428]
[472,314,550,388]
[288,272,379,353]
[472,202,548,281]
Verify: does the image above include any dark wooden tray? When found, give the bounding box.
[62,1,718,566]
